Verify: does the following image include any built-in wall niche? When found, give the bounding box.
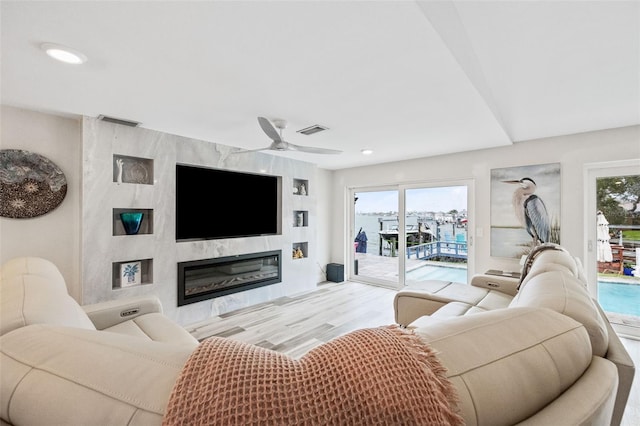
[293,210,308,227]
[113,154,154,185]
[112,258,153,289]
[113,208,153,236]
[293,178,308,196]
[292,242,308,259]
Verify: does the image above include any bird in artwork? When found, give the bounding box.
[503,177,551,245]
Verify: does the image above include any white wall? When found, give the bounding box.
[82,117,326,325]
[314,167,333,281]
[329,125,640,278]
[0,106,332,323]
[0,106,82,300]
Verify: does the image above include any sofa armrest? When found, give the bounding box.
[393,291,448,326]
[470,273,519,297]
[1,324,192,426]
[83,296,163,330]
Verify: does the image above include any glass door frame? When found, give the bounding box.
[403,181,474,287]
[348,185,402,289]
[584,159,640,338]
[347,179,475,289]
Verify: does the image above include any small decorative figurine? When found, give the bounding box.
[297,212,304,227]
[300,184,306,196]
[116,158,124,184]
[293,247,304,259]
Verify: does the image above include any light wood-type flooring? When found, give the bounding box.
[186,281,396,359]
[185,281,640,426]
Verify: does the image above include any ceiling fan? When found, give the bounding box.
[236,117,342,155]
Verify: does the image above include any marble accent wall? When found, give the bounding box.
[82,117,318,325]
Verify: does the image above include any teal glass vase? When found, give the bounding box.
[120,212,144,235]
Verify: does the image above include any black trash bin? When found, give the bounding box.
[327,263,344,282]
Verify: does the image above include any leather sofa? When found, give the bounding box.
[0,252,635,425]
[395,243,635,426]
[0,257,198,425]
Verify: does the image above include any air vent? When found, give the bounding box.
[297,124,328,136]
[97,115,140,127]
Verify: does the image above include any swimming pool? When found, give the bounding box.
[406,265,640,317]
[406,265,468,283]
[598,281,640,316]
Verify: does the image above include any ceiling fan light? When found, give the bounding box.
[41,43,87,65]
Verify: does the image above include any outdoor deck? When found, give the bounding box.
[353,252,465,282]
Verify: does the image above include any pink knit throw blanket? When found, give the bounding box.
[163,326,463,425]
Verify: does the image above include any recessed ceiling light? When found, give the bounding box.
[361,149,373,155]
[41,43,87,65]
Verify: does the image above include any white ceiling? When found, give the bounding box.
[2,1,639,170]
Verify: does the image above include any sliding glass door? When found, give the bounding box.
[404,185,469,287]
[352,188,400,288]
[349,180,473,289]
[585,160,640,338]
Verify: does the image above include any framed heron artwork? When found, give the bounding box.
[490,162,561,259]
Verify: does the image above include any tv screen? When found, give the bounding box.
[176,164,281,241]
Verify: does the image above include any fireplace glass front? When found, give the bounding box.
[178,250,281,306]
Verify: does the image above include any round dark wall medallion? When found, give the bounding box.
[0,149,68,219]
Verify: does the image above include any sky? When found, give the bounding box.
[355,186,467,213]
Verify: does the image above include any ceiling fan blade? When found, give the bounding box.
[286,142,342,155]
[230,146,270,154]
[257,116,282,142]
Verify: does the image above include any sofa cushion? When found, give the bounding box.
[475,290,513,310]
[415,307,595,426]
[0,324,193,426]
[400,280,491,305]
[103,313,199,346]
[530,248,579,276]
[432,301,476,317]
[519,244,581,289]
[409,305,489,328]
[509,270,608,357]
[432,282,490,305]
[1,257,95,336]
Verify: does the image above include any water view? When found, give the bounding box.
[355,214,467,256]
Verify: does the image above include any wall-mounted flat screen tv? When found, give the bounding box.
[176,164,281,241]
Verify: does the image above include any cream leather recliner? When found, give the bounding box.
[395,243,635,426]
[0,257,198,425]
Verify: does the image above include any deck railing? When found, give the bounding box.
[407,241,467,260]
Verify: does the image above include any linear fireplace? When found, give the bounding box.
[177,250,281,306]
